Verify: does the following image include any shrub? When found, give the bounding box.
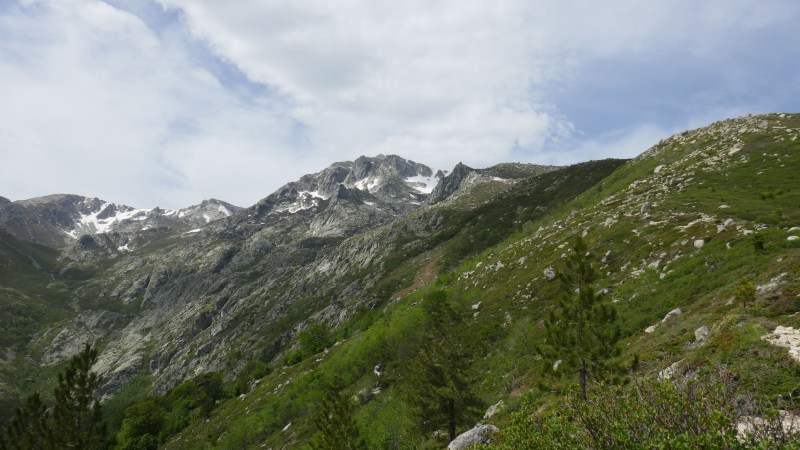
[488,372,800,449]
[300,323,333,356]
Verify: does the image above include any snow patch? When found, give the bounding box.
[274,191,328,214]
[67,203,151,238]
[354,177,383,192]
[405,175,437,194]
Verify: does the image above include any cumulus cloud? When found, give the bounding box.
[0,0,300,208]
[2,0,799,208]
[154,0,800,170]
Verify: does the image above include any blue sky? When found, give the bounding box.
[1,0,798,209]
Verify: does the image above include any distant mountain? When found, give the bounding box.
[0,156,558,249]
[0,153,567,403]
[0,195,241,249]
[251,154,439,216]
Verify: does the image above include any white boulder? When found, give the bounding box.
[447,425,500,450]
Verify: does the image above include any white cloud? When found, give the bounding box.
[155,0,799,166]
[2,0,798,208]
[0,0,299,208]
[157,0,568,166]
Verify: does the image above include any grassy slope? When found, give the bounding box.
[0,230,74,422]
[183,115,800,448]
[164,161,626,449]
[166,114,800,449]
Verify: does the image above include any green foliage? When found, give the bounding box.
[300,323,333,356]
[114,372,227,448]
[753,232,766,251]
[405,290,484,441]
[538,235,621,399]
[735,277,756,309]
[115,399,165,450]
[283,349,304,366]
[51,343,105,449]
[1,393,49,450]
[487,373,800,449]
[1,344,105,450]
[228,360,273,396]
[310,380,367,450]
[192,372,225,417]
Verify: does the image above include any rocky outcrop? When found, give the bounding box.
[762,326,800,362]
[429,163,475,204]
[42,310,128,365]
[447,424,500,450]
[661,308,683,323]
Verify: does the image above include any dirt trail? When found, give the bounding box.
[392,248,443,300]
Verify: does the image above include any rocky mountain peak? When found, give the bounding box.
[429,162,476,204]
[0,194,242,248]
[250,154,439,222]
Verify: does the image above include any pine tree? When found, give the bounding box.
[1,392,50,450]
[310,380,366,450]
[51,343,105,449]
[1,343,105,450]
[538,235,621,400]
[407,290,483,441]
[734,277,756,309]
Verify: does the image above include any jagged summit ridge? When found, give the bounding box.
[250,154,441,219]
[429,161,559,204]
[0,194,242,248]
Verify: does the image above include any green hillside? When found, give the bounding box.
[149,113,800,448]
[2,113,798,449]
[0,230,73,423]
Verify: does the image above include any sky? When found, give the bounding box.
[1,0,799,209]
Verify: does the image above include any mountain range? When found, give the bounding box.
[0,113,798,448]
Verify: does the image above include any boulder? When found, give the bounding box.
[543,267,557,282]
[695,326,710,342]
[658,359,684,381]
[661,308,683,323]
[483,400,505,420]
[447,424,500,450]
[788,236,799,241]
[693,239,705,249]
